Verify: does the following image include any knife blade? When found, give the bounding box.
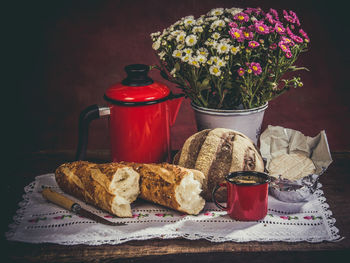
[42,188,126,226]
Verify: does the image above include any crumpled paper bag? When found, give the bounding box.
[259,125,333,202]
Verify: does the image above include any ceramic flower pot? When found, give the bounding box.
[191,102,268,145]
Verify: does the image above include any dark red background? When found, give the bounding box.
[5,0,350,162]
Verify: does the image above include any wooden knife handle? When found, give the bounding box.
[42,188,75,211]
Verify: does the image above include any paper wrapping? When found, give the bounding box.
[259,125,333,202]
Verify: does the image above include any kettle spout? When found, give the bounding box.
[168,93,184,126]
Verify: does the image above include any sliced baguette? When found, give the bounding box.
[55,161,140,217]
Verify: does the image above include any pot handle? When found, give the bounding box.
[75,105,110,160]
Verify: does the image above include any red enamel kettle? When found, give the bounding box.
[75,64,184,163]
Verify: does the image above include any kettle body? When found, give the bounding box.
[76,64,183,163]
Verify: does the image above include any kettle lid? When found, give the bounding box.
[104,64,170,105]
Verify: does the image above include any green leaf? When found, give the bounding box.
[175,62,181,72]
[160,70,169,80]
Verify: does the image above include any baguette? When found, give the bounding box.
[55,161,206,217]
[130,162,205,215]
[55,161,140,217]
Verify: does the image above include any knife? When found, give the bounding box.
[42,188,126,226]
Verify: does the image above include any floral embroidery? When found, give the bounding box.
[280,215,299,220]
[28,217,47,223]
[132,213,149,219]
[155,213,173,217]
[304,215,322,220]
[204,212,223,217]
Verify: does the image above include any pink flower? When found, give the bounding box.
[270,43,277,50]
[248,40,260,48]
[255,21,270,35]
[299,28,310,43]
[241,27,254,40]
[280,216,289,220]
[274,22,286,34]
[278,40,290,53]
[229,22,238,28]
[285,51,293,59]
[281,36,295,46]
[283,10,300,26]
[250,62,262,75]
[204,212,213,216]
[286,27,303,43]
[266,13,276,24]
[245,7,264,16]
[243,30,254,40]
[269,8,279,20]
[238,67,245,76]
[234,12,249,22]
[229,28,245,42]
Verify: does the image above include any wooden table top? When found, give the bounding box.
[3,151,350,263]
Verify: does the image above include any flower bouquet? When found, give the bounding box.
[151,7,310,110]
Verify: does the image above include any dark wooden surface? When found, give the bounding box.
[3,151,350,263]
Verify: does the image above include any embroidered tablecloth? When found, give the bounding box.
[6,174,341,245]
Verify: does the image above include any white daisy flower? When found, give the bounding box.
[205,39,215,46]
[220,38,231,43]
[209,65,222,76]
[196,47,209,57]
[192,26,204,34]
[176,43,185,50]
[172,50,183,59]
[185,34,198,46]
[212,32,221,40]
[176,32,186,43]
[152,40,161,50]
[170,68,176,76]
[210,19,226,29]
[159,51,166,60]
[206,16,218,22]
[216,59,226,67]
[216,42,231,54]
[189,57,200,68]
[171,30,182,36]
[183,16,195,27]
[183,48,193,55]
[196,16,205,25]
[226,7,243,16]
[181,54,191,62]
[150,31,161,41]
[230,46,240,55]
[196,54,207,64]
[209,8,224,16]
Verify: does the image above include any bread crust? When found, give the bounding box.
[130,163,204,214]
[174,128,265,201]
[55,161,139,217]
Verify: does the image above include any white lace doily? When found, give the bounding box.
[6,174,341,245]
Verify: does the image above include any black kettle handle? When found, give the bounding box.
[75,105,110,161]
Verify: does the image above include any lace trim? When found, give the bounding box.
[6,174,342,245]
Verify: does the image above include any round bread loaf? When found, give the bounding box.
[173,128,265,201]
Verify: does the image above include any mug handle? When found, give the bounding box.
[75,105,110,161]
[212,183,227,210]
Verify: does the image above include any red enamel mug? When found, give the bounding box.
[212,171,270,221]
[75,64,184,163]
